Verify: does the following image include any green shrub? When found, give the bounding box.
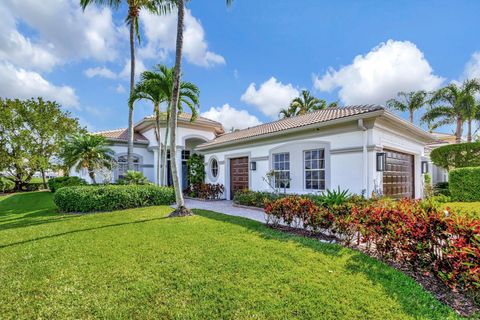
[54,185,175,213]
[434,182,450,196]
[48,176,87,192]
[0,177,15,193]
[430,142,480,170]
[449,167,480,201]
[187,154,205,185]
[116,171,151,185]
[311,187,352,206]
[233,189,281,207]
[233,188,353,208]
[430,194,451,203]
[23,182,44,191]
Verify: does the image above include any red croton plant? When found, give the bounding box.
[264,196,480,292]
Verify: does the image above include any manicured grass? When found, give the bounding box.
[444,202,480,219]
[0,192,462,319]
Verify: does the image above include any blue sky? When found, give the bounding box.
[1,0,479,134]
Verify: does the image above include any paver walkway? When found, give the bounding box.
[183,199,265,223]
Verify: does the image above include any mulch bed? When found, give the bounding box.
[267,224,479,317]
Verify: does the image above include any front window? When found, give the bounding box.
[272,152,290,189]
[117,155,140,179]
[210,158,219,178]
[304,149,325,190]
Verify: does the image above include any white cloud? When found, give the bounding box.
[463,52,480,80]
[119,58,147,80]
[115,84,126,94]
[0,0,119,69]
[313,40,444,105]
[0,62,79,108]
[140,9,225,67]
[84,66,117,79]
[240,77,299,118]
[201,104,262,130]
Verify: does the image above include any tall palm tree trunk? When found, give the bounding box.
[127,8,136,170]
[455,117,463,144]
[409,109,414,123]
[467,120,473,142]
[88,170,97,184]
[154,104,161,185]
[168,0,191,216]
[161,107,170,186]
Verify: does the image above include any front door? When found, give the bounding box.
[383,149,415,199]
[230,157,249,200]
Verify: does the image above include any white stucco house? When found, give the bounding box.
[71,105,435,199]
[70,113,224,189]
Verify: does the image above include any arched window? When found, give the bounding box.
[117,155,140,179]
[210,158,219,179]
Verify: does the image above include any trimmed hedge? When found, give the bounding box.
[23,182,44,191]
[233,188,356,208]
[54,185,175,213]
[430,142,480,169]
[449,167,480,201]
[48,176,87,192]
[233,189,282,207]
[0,177,15,193]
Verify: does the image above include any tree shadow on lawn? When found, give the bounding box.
[194,209,459,320]
[0,216,168,250]
[0,192,77,231]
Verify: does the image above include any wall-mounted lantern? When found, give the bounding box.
[376,152,386,172]
[250,161,256,171]
[421,161,429,174]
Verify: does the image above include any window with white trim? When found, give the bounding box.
[304,149,325,190]
[117,155,140,179]
[272,152,290,189]
[210,158,219,178]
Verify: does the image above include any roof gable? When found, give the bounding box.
[93,128,148,143]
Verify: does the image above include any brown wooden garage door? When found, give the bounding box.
[383,149,414,199]
[230,157,249,200]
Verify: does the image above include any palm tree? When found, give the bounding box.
[421,79,480,143]
[169,0,233,216]
[278,105,297,118]
[462,94,480,142]
[129,74,166,185]
[130,66,199,186]
[80,0,173,171]
[62,134,114,184]
[279,90,337,118]
[386,90,428,123]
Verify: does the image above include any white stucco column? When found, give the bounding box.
[153,148,159,185]
[177,147,183,188]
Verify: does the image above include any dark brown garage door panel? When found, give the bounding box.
[383,150,414,199]
[230,157,249,199]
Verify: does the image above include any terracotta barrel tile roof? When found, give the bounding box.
[93,128,148,143]
[143,112,223,127]
[197,105,384,149]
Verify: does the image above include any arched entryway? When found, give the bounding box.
[165,136,208,189]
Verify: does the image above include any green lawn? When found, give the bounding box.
[0,192,463,319]
[444,202,480,219]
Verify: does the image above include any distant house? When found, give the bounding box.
[71,105,435,199]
